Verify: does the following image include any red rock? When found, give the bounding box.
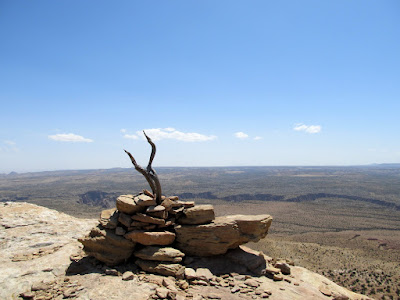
[125,230,175,245]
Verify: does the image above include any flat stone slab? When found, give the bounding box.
[177,204,215,225]
[134,246,185,262]
[175,214,272,256]
[116,195,144,215]
[125,230,176,246]
[135,259,185,277]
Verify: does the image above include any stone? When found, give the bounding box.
[176,280,189,290]
[122,271,135,281]
[135,194,157,206]
[105,268,119,276]
[162,277,178,292]
[118,212,132,227]
[79,225,136,266]
[225,245,266,275]
[149,210,168,219]
[115,227,126,236]
[264,265,281,275]
[169,196,179,201]
[156,287,169,298]
[125,230,175,246]
[175,214,273,256]
[134,246,185,262]
[196,268,214,282]
[177,205,215,225]
[244,278,260,288]
[275,261,291,275]
[132,213,165,225]
[273,274,284,281]
[116,195,143,214]
[184,268,197,280]
[147,205,166,213]
[143,189,154,198]
[161,198,175,211]
[99,208,119,229]
[135,259,185,277]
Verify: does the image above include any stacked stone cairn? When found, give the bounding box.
[79,190,283,285]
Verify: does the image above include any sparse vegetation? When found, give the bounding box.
[1,165,400,298]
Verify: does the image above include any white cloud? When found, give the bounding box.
[48,133,93,142]
[124,134,139,140]
[137,128,217,142]
[4,140,16,146]
[254,136,263,140]
[293,123,321,134]
[120,128,127,133]
[0,140,19,152]
[234,132,249,139]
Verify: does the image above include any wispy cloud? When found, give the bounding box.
[293,123,321,134]
[234,132,249,139]
[123,134,139,140]
[0,140,19,152]
[254,136,263,140]
[120,129,127,133]
[48,133,93,142]
[136,128,217,142]
[4,140,16,146]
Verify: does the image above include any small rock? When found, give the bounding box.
[118,213,132,227]
[231,286,240,293]
[264,265,281,275]
[240,288,253,293]
[193,279,209,286]
[20,292,35,299]
[156,287,169,299]
[244,278,260,288]
[185,267,197,280]
[162,277,178,292]
[31,282,48,291]
[115,226,126,236]
[135,194,157,206]
[136,259,184,277]
[176,279,189,290]
[275,262,291,275]
[169,196,179,201]
[105,268,119,276]
[132,213,165,225]
[122,271,135,281]
[273,274,283,281]
[196,268,214,282]
[99,208,119,229]
[260,293,270,298]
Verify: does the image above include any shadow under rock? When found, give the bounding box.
[66,256,140,276]
[183,246,267,276]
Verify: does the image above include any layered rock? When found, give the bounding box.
[175,214,273,256]
[78,225,135,266]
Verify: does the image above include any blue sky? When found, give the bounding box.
[0,1,399,172]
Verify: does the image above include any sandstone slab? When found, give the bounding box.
[135,259,185,277]
[99,208,119,229]
[132,213,165,225]
[177,204,215,225]
[134,246,185,262]
[175,214,272,256]
[79,225,136,266]
[135,194,156,206]
[125,230,175,245]
[116,195,143,214]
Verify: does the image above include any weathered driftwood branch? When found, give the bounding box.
[124,131,162,204]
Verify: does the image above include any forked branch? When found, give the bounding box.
[124,131,162,204]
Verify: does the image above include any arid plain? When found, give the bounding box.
[1,165,399,299]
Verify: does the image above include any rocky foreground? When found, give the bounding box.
[0,202,371,300]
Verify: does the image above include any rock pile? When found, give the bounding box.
[79,190,273,278]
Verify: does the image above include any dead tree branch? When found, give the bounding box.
[124,131,162,204]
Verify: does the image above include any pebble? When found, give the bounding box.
[122,271,135,281]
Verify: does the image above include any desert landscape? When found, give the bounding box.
[1,165,399,299]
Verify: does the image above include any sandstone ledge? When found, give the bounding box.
[175,214,273,256]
